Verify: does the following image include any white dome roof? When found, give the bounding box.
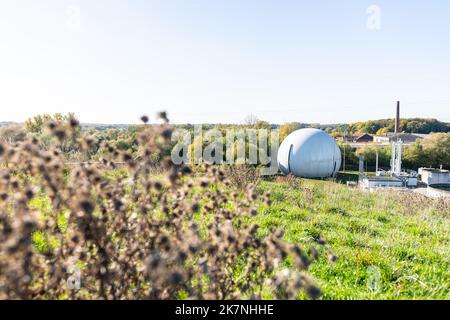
[277,128,341,178]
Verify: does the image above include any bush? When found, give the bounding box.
[222,164,260,190]
[0,114,319,300]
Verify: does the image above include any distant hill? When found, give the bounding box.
[81,123,131,131]
[345,118,450,135]
[0,121,19,128]
[0,121,131,131]
[274,118,450,135]
[1,118,449,135]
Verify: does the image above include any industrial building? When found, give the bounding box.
[337,133,373,143]
[359,101,419,189]
[359,139,418,189]
[352,134,373,143]
[359,176,403,189]
[373,132,428,144]
[277,128,341,178]
[418,168,450,185]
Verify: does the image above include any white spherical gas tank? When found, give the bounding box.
[277,128,341,178]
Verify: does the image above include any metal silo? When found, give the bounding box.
[277,128,341,178]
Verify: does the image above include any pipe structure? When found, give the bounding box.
[375,150,379,173]
[395,101,400,135]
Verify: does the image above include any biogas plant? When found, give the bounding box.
[277,101,450,198]
[277,128,341,178]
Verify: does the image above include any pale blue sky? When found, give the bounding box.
[0,0,449,124]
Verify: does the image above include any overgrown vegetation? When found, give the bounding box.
[0,113,449,300]
[0,114,320,300]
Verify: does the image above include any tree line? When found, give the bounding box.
[279,118,450,138]
[1,113,449,171]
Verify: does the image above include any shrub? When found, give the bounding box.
[0,114,319,300]
[222,164,260,191]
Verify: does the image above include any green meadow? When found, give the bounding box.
[252,178,449,299]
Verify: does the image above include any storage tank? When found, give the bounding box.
[277,128,341,178]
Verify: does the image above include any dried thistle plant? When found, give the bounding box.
[0,114,320,300]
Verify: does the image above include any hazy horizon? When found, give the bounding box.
[2,113,448,126]
[1,1,450,124]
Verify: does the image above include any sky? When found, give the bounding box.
[0,0,449,124]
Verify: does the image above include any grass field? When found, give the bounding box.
[26,170,450,299]
[251,178,449,299]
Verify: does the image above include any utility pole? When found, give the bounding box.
[375,149,379,173]
[343,129,347,172]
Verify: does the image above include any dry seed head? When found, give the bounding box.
[79,199,95,215]
[306,285,321,300]
[140,115,149,124]
[191,202,200,213]
[328,254,337,262]
[161,128,172,140]
[157,111,169,123]
[69,117,80,128]
[54,129,66,141]
[47,121,56,130]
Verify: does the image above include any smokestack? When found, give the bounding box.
[395,101,400,134]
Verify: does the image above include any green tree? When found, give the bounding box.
[279,122,300,141]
